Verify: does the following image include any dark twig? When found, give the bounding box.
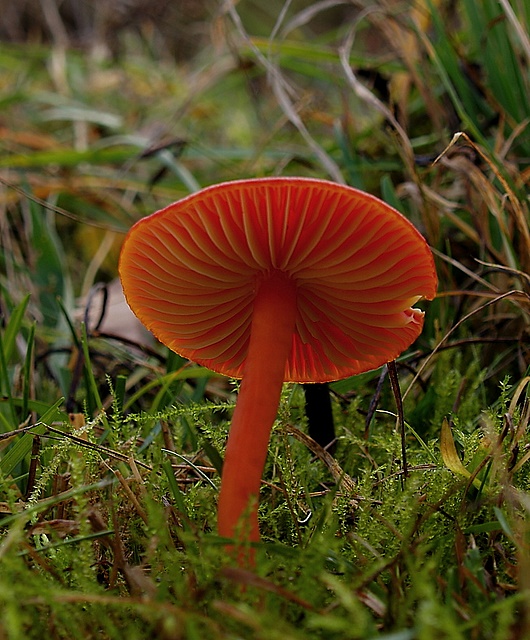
[387,360,407,479]
[364,366,388,439]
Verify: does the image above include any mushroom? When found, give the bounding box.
[119,177,437,561]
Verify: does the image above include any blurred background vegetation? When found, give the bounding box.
[0,1,529,638]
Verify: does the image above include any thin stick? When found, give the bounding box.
[387,360,408,479]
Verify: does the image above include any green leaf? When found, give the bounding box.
[0,423,46,477]
[28,200,69,328]
[494,507,514,540]
[0,294,30,365]
[0,398,64,476]
[162,460,192,531]
[22,322,36,420]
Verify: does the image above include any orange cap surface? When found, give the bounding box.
[119,177,437,382]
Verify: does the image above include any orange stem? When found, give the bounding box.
[217,272,297,562]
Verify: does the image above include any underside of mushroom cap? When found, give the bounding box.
[119,177,437,383]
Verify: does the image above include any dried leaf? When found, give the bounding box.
[440,418,471,478]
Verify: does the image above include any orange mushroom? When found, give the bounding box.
[119,177,437,561]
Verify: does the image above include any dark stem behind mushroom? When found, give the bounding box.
[303,383,336,453]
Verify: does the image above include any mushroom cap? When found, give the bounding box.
[119,177,437,383]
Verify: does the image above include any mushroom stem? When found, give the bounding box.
[217,271,297,559]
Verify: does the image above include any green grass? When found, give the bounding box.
[1,1,529,638]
